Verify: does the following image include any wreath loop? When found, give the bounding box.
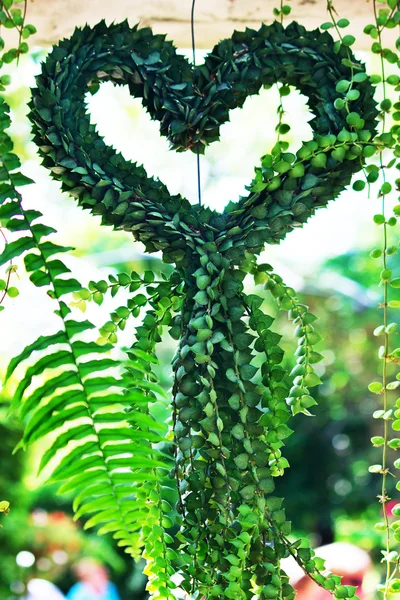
[30,20,377,264]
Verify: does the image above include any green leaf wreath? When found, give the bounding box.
[1,14,381,600]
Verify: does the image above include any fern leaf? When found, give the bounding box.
[39,425,93,473]
[6,331,67,380]
[10,324,168,556]
[40,241,75,258]
[2,208,172,560]
[0,235,35,265]
[24,393,88,445]
[0,127,179,568]
[14,350,74,404]
[64,319,96,336]
[19,371,81,419]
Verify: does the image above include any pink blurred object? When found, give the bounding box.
[67,559,120,600]
[386,499,398,517]
[281,542,372,600]
[74,559,109,595]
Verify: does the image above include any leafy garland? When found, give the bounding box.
[29,19,377,265]
[2,6,398,600]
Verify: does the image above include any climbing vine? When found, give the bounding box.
[358,0,400,596]
[319,1,400,595]
[0,1,399,599]
[0,0,35,309]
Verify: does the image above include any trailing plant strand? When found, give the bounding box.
[361,0,400,595]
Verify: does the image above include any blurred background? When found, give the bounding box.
[0,12,399,599]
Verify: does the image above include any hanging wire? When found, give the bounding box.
[191,0,202,207]
[191,0,197,65]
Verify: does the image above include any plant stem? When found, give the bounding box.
[381,177,391,599]
[372,0,395,594]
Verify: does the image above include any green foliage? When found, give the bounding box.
[3,228,172,561]
[0,0,36,73]
[71,269,183,347]
[320,2,400,594]
[0,0,35,311]
[0,57,175,576]
[30,19,376,268]
[361,0,400,595]
[2,3,399,599]
[23,11,380,582]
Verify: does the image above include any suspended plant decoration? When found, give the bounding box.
[3,8,395,600]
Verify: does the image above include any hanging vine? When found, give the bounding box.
[361,0,400,595]
[0,0,35,310]
[0,1,399,598]
[21,17,378,600]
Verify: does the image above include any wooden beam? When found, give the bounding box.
[19,0,394,51]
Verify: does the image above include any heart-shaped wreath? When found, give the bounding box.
[30,19,377,264]
[29,19,377,600]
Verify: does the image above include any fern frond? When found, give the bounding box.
[0,91,180,582]
[1,173,173,561]
[8,306,169,553]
